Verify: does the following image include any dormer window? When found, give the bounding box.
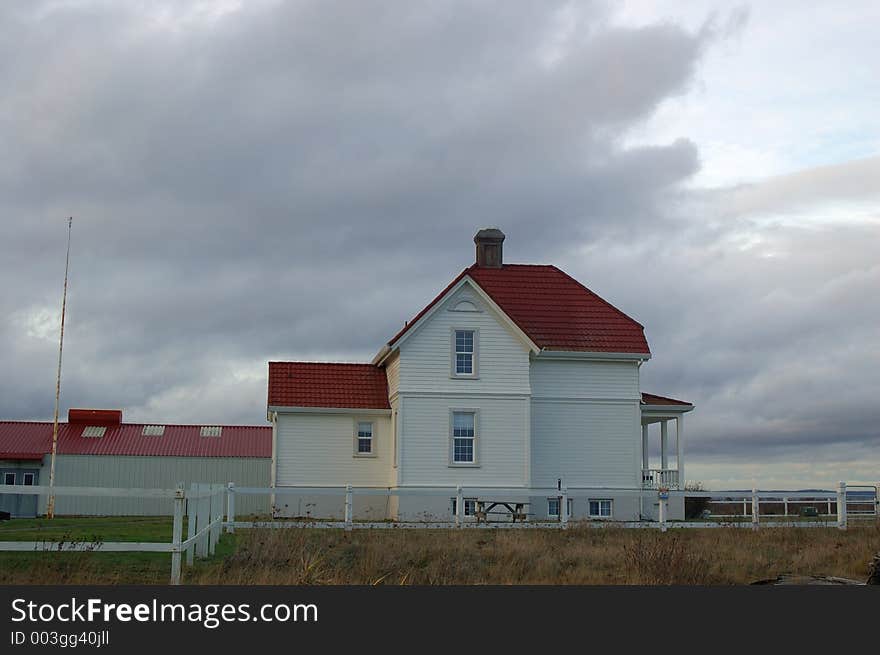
[452,329,478,378]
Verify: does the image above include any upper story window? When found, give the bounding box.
[452,329,478,377]
[354,420,375,456]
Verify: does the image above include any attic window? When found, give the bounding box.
[200,426,222,437]
[142,425,165,436]
[81,426,106,438]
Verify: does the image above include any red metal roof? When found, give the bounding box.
[389,264,650,354]
[641,393,692,406]
[0,422,51,461]
[268,362,391,409]
[0,421,271,459]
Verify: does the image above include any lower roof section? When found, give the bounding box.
[268,361,391,410]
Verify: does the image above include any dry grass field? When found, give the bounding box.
[2,520,878,585]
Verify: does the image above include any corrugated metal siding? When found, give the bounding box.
[275,413,393,487]
[49,455,271,516]
[398,283,531,395]
[400,395,529,486]
[531,399,640,488]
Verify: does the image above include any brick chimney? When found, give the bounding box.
[474,228,505,268]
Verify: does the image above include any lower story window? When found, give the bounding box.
[451,498,476,516]
[589,499,612,518]
[451,411,475,463]
[547,498,573,518]
[356,421,373,455]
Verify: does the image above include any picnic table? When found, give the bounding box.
[473,500,530,524]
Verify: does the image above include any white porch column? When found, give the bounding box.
[660,420,668,470]
[676,416,684,489]
[641,424,649,471]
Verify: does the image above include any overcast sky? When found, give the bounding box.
[2,1,878,490]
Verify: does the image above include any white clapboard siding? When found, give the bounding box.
[399,395,529,486]
[530,358,640,400]
[531,399,641,488]
[397,283,531,395]
[275,412,393,487]
[385,351,400,399]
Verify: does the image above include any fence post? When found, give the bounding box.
[876,482,880,520]
[783,497,788,517]
[750,487,759,529]
[209,485,219,555]
[837,481,847,531]
[658,493,667,532]
[206,484,214,556]
[226,483,235,534]
[170,482,184,585]
[186,483,196,566]
[455,485,463,528]
[197,484,209,558]
[344,484,353,531]
[561,487,569,529]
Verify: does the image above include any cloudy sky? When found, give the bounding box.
[2,1,878,490]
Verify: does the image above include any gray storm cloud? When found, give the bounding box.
[1,1,877,487]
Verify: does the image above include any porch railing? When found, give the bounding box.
[642,468,679,489]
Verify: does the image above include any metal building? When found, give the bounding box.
[0,409,271,517]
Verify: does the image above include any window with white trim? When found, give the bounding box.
[355,421,373,455]
[453,329,476,376]
[589,499,613,518]
[548,497,573,518]
[451,498,476,516]
[22,473,34,486]
[3,473,15,485]
[451,411,476,464]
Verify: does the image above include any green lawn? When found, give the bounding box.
[0,516,236,584]
[0,516,177,542]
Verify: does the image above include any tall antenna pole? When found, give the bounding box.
[47,217,72,520]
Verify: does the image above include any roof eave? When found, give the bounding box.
[641,404,695,413]
[535,349,651,361]
[268,405,391,415]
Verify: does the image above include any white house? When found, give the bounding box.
[267,229,693,522]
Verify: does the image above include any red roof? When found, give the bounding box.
[0,421,271,459]
[0,422,51,461]
[389,264,650,354]
[268,362,391,409]
[641,393,692,406]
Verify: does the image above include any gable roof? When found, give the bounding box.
[0,421,271,459]
[387,264,650,354]
[268,362,391,410]
[641,392,692,407]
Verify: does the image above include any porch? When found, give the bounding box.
[640,393,694,490]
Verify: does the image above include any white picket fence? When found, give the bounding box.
[0,482,226,585]
[2,481,878,584]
